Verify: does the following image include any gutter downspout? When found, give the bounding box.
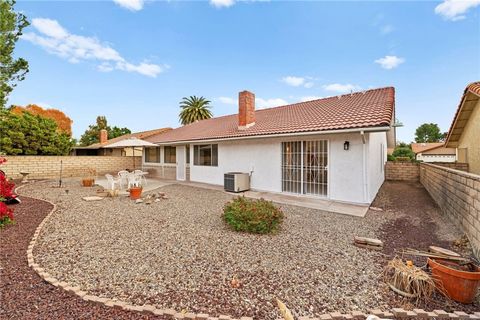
[361,131,368,203]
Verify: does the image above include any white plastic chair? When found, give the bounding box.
[105,174,120,190]
[127,172,142,189]
[133,170,148,186]
[118,170,129,189]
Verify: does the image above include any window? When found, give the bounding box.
[164,146,176,163]
[194,144,218,166]
[186,145,190,164]
[145,147,160,163]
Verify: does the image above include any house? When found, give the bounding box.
[72,127,171,156]
[411,143,456,163]
[144,87,396,205]
[445,82,480,174]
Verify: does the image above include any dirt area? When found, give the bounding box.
[374,181,479,313]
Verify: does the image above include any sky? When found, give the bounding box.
[9,0,480,142]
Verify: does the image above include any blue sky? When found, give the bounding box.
[10,0,480,142]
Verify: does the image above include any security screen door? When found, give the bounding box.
[281,140,328,196]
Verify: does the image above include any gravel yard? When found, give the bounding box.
[22,180,390,319]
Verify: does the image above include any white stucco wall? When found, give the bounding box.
[189,132,373,204]
[366,132,387,203]
[416,154,456,163]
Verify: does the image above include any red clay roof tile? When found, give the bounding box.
[148,87,395,144]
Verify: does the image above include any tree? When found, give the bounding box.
[11,104,73,136]
[79,116,131,146]
[414,123,443,143]
[0,109,73,155]
[179,96,213,125]
[0,0,29,109]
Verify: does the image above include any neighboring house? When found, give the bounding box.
[446,82,480,174]
[72,128,171,156]
[144,87,396,205]
[411,143,456,163]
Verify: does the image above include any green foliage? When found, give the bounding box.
[414,123,444,143]
[79,116,131,146]
[392,146,415,160]
[396,141,411,149]
[387,154,396,161]
[0,0,29,109]
[179,96,213,125]
[223,197,284,234]
[0,109,73,155]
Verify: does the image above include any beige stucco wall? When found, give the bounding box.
[458,99,480,174]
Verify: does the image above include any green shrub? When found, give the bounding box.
[392,146,415,160]
[387,154,396,161]
[223,197,284,234]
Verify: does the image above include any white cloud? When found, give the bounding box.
[22,18,166,77]
[281,76,305,87]
[281,76,316,88]
[300,96,323,102]
[255,97,288,109]
[323,83,361,94]
[210,0,235,8]
[113,0,144,11]
[217,97,236,105]
[380,24,394,35]
[374,55,405,69]
[435,0,480,21]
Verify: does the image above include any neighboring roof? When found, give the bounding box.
[411,143,445,154]
[411,143,455,155]
[446,81,480,147]
[148,87,395,144]
[76,127,172,149]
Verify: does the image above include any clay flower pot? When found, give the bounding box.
[129,187,143,200]
[428,258,480,303]
[81,178,95,187]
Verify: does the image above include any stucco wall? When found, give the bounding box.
[2,156,141,179]
[188,132,373,204]
[420,163,480,258]
[366,132,387,202]
[416,154,456,163]
[458,99,480,174]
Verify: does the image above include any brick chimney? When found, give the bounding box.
[99,129,108,144]
[238,90,255,130]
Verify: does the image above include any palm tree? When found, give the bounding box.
[179,96,213,125]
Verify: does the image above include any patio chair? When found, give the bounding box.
[133,169,148,186]
[105,174,121,190]
[118,170,129,189]
[127,172,142,189]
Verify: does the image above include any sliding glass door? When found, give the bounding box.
[282,140,328,196]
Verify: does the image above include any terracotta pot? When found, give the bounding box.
[428,258,480,303]
[81,178,94,187]
[129,187,142,200]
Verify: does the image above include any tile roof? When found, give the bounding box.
[411,143,445,154]
[446,81,480,147]
[411,143,455,155]
[148,87,395,144]
[78,127,172,149]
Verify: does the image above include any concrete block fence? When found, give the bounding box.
[386,161,469,182]
[420,163,480,258]
[2,156,142,179]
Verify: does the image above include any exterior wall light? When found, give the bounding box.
[344,141,350,151]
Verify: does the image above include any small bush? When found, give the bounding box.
[392,146,415,160]
[387,154,396,161]
[223,197,284,234]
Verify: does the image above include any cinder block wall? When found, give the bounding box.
[420,163,480,258]
[2,156,142,179]
[385,162,420,181]
[386,161,469,181]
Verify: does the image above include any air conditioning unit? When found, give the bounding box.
[224,172,250,193]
